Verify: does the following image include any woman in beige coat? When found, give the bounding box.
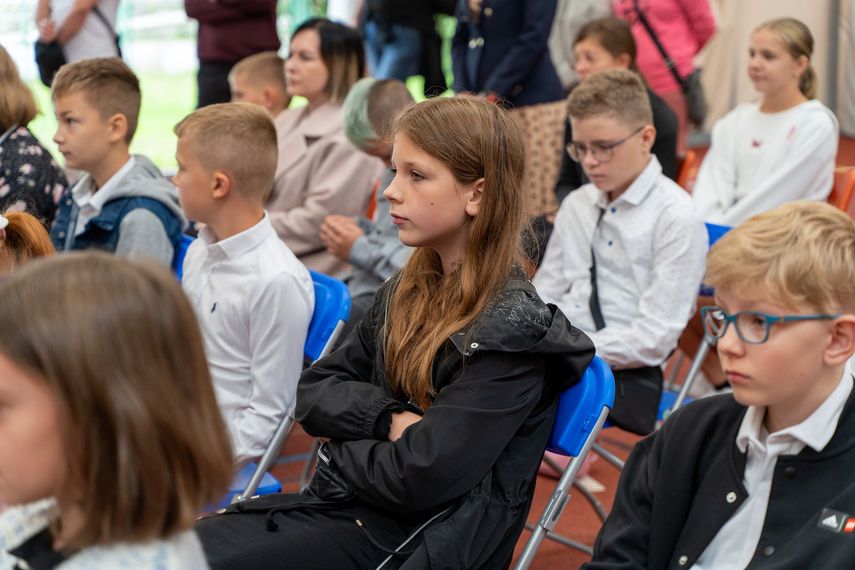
[268,18,384,276]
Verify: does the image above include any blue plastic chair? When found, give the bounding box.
[221,270,351,506]
[662,222,732,417]
[514,356,615,569]
[173,233,195,281]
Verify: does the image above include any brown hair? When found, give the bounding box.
[229,51,287,93]
[755,18,817,99]
[384,97,527,409]
[574,16,641,75]
[291,18,365,105]
[0,44,38,130]
[174,102,278,204]
[567,68,653,126]
[51,58,141,144]
[0,252,233,549]
[706,201,855,314]
[0,211,55,272]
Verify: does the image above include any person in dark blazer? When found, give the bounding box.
[452,0,566,217]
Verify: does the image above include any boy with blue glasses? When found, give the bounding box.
[585,200,855,569]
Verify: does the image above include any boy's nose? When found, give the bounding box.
[715,322,744,358]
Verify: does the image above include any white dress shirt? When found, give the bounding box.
[692,371,853,569]
[532,156,707,368]
[182,213,314,466]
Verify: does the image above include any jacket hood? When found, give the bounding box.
[450,276,596,394]
[97,154,186,228]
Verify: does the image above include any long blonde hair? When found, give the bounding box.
[384,97,527,409]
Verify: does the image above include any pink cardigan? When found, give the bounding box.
[613,0,716,94]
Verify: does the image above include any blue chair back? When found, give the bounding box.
[173,234,195,281]
[546,356,615,456]
[514,356,615,569]
[305,270,351,363]
[699,223,731,296]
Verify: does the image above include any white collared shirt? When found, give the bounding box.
[182,213,314,466]
[72,156,136,236]
[532,156,708,368]
[691,371,854,569]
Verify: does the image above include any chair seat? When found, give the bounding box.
[216,462,282,509]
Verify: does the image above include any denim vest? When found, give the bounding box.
[51,193,184,269]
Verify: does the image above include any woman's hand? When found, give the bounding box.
[37,18,57,42]
[388,411,422,442]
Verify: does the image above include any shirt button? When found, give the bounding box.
[726,492,737,503]
[476,37,484,47]
[58,231,66,238]
[763,545,775,556]
[469,38,477,49]
[610,207,616,213]
[678,555,688,565]
[216,508,227,514]
[470,342,479,349]
[484,7,493,16]
[608,240,613,246]
[784,466,796,478]
[65,198,72,205]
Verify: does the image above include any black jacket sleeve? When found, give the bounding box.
[328,346,550,514]
[296,285,404,441]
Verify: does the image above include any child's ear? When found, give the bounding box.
[465,178,484,217]
[212,170,231,200]
[825,315,855,366]
[640,125,656,152]
[794,54,810,78]
[107,113,128,144]
[262,87,276,112]
[617,53,632,69]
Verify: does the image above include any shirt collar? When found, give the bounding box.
[73,156,136,211]
[597,155,662,209]
[737,370,854,453]
[198,212,274,260]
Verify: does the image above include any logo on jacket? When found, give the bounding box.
[818,508,855,534]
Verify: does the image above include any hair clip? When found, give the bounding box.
[0,214,7,240]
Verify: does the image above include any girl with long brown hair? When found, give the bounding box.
[195,96,595,569]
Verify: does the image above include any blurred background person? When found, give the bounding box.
[184,0,279,108]
[0,45,67,227]
[452,0,566,218]
[614,0,716,157]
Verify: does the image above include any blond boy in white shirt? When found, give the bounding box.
[174,103,314,467]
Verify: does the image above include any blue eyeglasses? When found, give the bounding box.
[701,306,840,345]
